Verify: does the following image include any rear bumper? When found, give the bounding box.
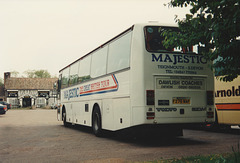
[148,116,215,124]
[0,110,6,114]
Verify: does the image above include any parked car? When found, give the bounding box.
[0,104,7,114]
[51,102,57,109]
[0,101,11,109]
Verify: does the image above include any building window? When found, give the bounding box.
[38,91,49,97]
[36,98,46,108]
[8,91,18,97]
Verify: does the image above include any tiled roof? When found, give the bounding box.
[5,78,58,90]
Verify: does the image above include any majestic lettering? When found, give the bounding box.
[152,53,207,65]
[64,88,79,100]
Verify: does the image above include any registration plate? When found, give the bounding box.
[173,97,190,104]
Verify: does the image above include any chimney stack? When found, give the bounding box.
[4,72,11,84]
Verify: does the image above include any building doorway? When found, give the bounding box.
[23,96,31,107]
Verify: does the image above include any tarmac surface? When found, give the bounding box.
[0,109,239,163]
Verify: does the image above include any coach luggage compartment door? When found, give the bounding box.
[154,75,207,123]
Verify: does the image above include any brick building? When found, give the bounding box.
[2,72,58,108]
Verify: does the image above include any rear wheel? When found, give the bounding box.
[92,107,103,137]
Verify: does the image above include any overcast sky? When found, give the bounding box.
[0,0,190,78]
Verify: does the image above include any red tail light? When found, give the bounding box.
[146,90,155,105]
[207,91,214,105]
[207,111,214,118]
[146,112,155,119]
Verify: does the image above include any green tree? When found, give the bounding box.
[24,70,51,78]
[163,0,240,81]
[10,71,19,77]
[34,70,51,78]
[24,70,35,78]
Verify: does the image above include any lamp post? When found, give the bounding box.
[53,82,57,103]
[46,94,49,106]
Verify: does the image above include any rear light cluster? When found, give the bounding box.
[207,91,214,105]
[146,112,155,119]
[3,106,7,111]
[206,91,214,119]
[146,90,155,105]
[146,90,155,119]
[207,111,214,118]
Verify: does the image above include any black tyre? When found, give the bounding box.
[62,110,70,127]
[92,107,103,137]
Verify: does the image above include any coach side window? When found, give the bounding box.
[91,46,108,78]
[107,31,132,74]
[61,67,70,89]
[78,55,92,82]
[69,61,79,86]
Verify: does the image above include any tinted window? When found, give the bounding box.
[78,55,91,82]
[69,61,79,86]
[61,67,70,89]
[144,26,177,52]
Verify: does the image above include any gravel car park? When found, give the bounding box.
[0,109,240,163]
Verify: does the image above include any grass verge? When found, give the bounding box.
[11,107,33,110]
[10,106,51,110]
[147,142,240,163]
